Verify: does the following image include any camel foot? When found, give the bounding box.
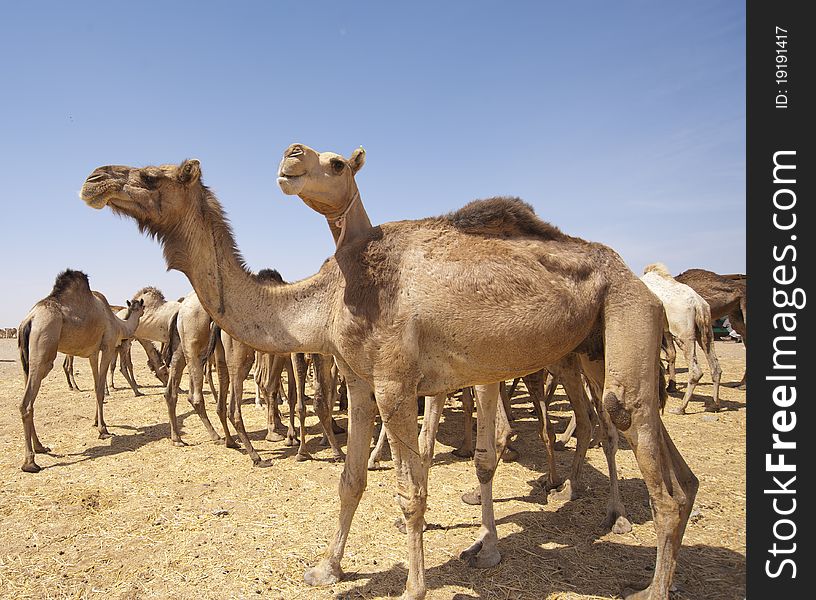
[367,459,382,471]
[459,540,502,569]
[666,380,678,393]
[668,406,686,415]
[737,383,746,391]
[332,421,345,435]
[461,488,481,506]
[706,404,721,413]
[553,440,568,451]
[224,438,240,449]
[501,446,519,463]
[207,431,222,442]
[33,444,51,454]
[602,510,633,534]
[304,560,342,586]
[98,431,114,440]
[295,451,312,462]
[400,591,424,600]
[134,391,144,397]
[284,434,299,447]
[266,431,285,442]
[548,479,576,503]
[172,439,188,447]
[21,462,42,473]
[252,458,274,468]
[319,435,329,447]
[331,451,346,463]
[451,447,474,459]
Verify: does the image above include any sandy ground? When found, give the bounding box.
[0,338,745,599]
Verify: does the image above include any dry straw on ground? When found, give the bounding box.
[0,339,745,599]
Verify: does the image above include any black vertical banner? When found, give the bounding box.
[746,1,813,597]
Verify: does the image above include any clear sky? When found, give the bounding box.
[0,1,745,326]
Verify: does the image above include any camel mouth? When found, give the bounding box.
[80,186,111,210]
[277,173,305,195]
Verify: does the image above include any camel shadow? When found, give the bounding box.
[332,508,745,599]
[665,389,745,414]
[45,409,199,469]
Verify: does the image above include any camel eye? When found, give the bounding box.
[331,159,345,173]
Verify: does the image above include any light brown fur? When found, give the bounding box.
[17,270,144,472]
[82,157,697,600]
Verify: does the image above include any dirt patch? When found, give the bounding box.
[0,339,746,599]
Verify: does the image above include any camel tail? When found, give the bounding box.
[200,322,221,366]
[694,302,713,351]
[18,318,32,379]
[658,361,668,413]
[163,312,180,367]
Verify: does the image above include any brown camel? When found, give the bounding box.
[82,156,697,600]
[285,147,620,523]
[675,268,747,388]
[17,270,144,472]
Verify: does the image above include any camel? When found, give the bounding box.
[286,147,620,519]
[642,264,722,414]
[17,270,144,472]
[81,156,697,600]
[675,268,747,388]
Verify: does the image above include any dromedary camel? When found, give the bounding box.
[82,156,697,600]
[17,270,144,472]
[675,268,747,388]
[641,264,722,414]
[285,146,618,518]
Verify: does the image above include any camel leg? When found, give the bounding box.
[108,349,118,390]
[507,377,521,399]
[185,351,220,443]
[729,310,747,388]
[524,371,560,488]
[459,383,502,570]
[164,347,188,446]
[579,357,631,533]
[62,355,77,391]
[548,360,592,503]
[120,341,143,397]
[138,338,168,386]
[91,349,114,438]
[368,415,390,469]
[20,357,52,472]
[205,358,218,400]
[265,355,287,442]
[670,339,702,415]
[212,340,236,447]
[305,373,377,588]
[452,387,474,458]
[500,380,514,422]
[312,354,345,461]
[664,333,678,393]
[698,328,722,412]
[286,353,306,450]
[603,291,697,599]
[226,354,269,466]
[376,382,433,600]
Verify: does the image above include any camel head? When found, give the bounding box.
[276,144,366,218]
[124,298,146,320]
[81,160,204,234]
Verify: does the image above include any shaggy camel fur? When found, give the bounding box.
[82,156,697,600]
[642,264,722,414]
[676,268,747,387]
[17,270,144,472]
[285,148,619,521]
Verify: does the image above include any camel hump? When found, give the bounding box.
[47,269,91,300]
[255,268,286,284]
[446,197,565,241]
[643,263,674,279]
[132,286,165,303]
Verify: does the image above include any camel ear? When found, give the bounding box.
[178,159,201,184]
[138,299,144,307]
[349,147,365,175]
[127,300,132,307]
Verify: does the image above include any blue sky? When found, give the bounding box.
[0,1,745,325]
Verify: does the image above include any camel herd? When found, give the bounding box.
[11,144,747,600]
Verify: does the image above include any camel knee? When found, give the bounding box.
[397,489,428,526]
[473,450,498,484]
[603,390,631,431]
[339,468,367,501]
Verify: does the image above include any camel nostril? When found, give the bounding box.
[85,173,106,183]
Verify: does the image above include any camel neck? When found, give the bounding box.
[325,187,373,248]
[170,199,334,355]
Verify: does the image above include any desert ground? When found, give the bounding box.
[0,338,745,599]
